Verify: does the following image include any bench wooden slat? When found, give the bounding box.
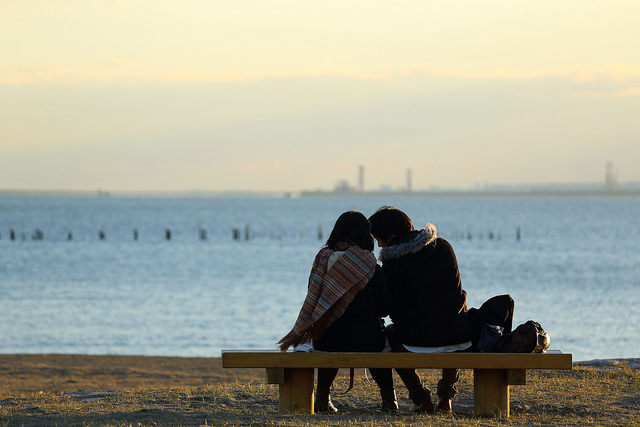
[222,350,572,370]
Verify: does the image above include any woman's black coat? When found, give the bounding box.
[313,266,391,352]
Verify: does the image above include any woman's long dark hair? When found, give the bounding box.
[325,210,374,251]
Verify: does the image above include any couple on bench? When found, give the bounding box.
[278,206,514,414]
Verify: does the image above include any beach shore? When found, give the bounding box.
[2,355,639,426]
[0,354,264,394]
[4,354,640,395]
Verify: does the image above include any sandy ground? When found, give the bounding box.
[3,354,638,397]
[0,354,265,394]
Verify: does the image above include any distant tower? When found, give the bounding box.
[358,165,365,196]
[605,161,617,192]
[406,168,412,193]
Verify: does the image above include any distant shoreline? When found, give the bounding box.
[2,186,640,198]
[300,188,640,197]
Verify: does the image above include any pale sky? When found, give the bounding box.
[1,0,639,192]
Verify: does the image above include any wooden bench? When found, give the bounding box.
[221,350,572,417]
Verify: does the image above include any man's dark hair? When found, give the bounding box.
[368,206,414,242]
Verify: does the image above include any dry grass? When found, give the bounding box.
[1,360,639,426]
[0,355,263,394]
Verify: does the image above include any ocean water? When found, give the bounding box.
[1,194,639,362]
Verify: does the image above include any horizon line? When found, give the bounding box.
[2,181,640,198]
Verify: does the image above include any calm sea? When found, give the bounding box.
[1,194,639,362]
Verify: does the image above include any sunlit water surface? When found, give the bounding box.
[1,195,639,362]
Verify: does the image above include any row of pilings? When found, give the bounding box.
[0,228,209,241]
[448,226,522,241]
[1,226,522,242]
[0,225,325,242]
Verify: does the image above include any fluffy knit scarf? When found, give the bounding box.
[378,223,438,262]
[278,244,377,351]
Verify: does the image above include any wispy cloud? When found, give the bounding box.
[577,87,640,98]
[0,63,211,86]
[241,161,286,173]
[4,61,640,87]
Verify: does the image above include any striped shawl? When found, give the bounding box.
[277,245,377,351]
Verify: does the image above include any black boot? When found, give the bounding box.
[380,389,398,412]
[314,388,337,413]
[436,397,452,412]
[412,397,435,413]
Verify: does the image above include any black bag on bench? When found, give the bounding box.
[495,320,550,353]
[467,294,515,351]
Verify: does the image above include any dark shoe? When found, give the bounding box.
[380,389,398,412]
[435,397,452,413]
[314,388,337,413]
[411,398,434,413]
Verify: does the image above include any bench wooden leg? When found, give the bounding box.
[275,368,314,415]
[474,369,509,417]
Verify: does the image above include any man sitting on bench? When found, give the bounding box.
[369,206,474,414]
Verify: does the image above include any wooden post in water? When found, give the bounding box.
[166,229,171,240]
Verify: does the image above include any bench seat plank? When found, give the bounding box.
[222,350,572,370]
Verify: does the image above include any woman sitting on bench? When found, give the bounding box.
[277,211,397,412]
